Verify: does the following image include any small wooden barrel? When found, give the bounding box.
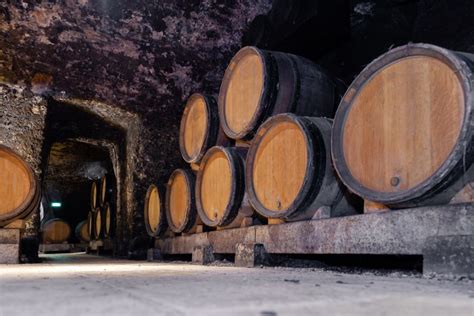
[144,184,167,237]
[42,218,71,244]
[75,220,90,243]
[180,94,218,163]
[165,169,198,233]
[99,175,113,207]
[218,46,342,140]
[332,43,474,207]
[90,181,99,210]
[103,202,113,238]
[246,114,355,221]
[93,207,102,239]
[196,146,250,227]
[0,145,40,226]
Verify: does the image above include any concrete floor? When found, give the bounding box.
[0,253,473,316]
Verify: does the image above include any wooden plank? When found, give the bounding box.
[450,183,474,203]
[0,228,20,244]
[267,218,285,225]
[40,243,71,253]
[208,226,256,253]
[257,204,474,255]
[3,219,26,230]
[157,204,473,256]
[157,233,209,254]
[364,200,389,213]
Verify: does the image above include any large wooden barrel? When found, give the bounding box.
[179,93,231,163]
[42,218,71,244]
[246,114,358,221]
[218,46,342,140]
[332,43,474,207]
[75,220,90,243]
[0,145,40,226]
[144,184,168,237]
[93,207,102,239]
[196,146,251,227]
[90,181,99,210]
[165,169,198,233]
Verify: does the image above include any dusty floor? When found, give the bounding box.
[0,253,473,316]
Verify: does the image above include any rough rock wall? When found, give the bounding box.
[0,1,271,248]
[0,83,47,235]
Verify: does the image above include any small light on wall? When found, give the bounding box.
[51,202,62,208]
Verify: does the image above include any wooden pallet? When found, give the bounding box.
[154,204,474,278]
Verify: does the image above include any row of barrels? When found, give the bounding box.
[146,43,474,236]
[86,203,113,240]
[0,145,41,227]
[88,175,115,240]
[90,175,111,210]
[41,218,90,244]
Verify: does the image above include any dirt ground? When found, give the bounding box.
[0,253,472,316]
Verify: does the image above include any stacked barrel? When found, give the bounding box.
[146,43,474,239]
[331,43,474,208]
[88,175,114,241]
[0,145,41,227]
[145,46,352,237]
[219,47,358,221]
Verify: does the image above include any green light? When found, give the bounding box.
[51,202,62,208]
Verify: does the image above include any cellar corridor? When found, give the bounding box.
[0,252,472,316]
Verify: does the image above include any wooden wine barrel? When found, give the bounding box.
[179,93,231,163]
[75,220,90,243]
[94,207,102,239]
[103,202,113,238]
[90,181,98,209]
[144,184,167,237]
[196,146,251,227]
[0,145,40,226]
[218,46,343,140]
[246,114,357,221]
[99,175,112,207]
[332,43,474,207]
[42,218,71,244]
[165,169,198,233]
[87,211,94,240]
